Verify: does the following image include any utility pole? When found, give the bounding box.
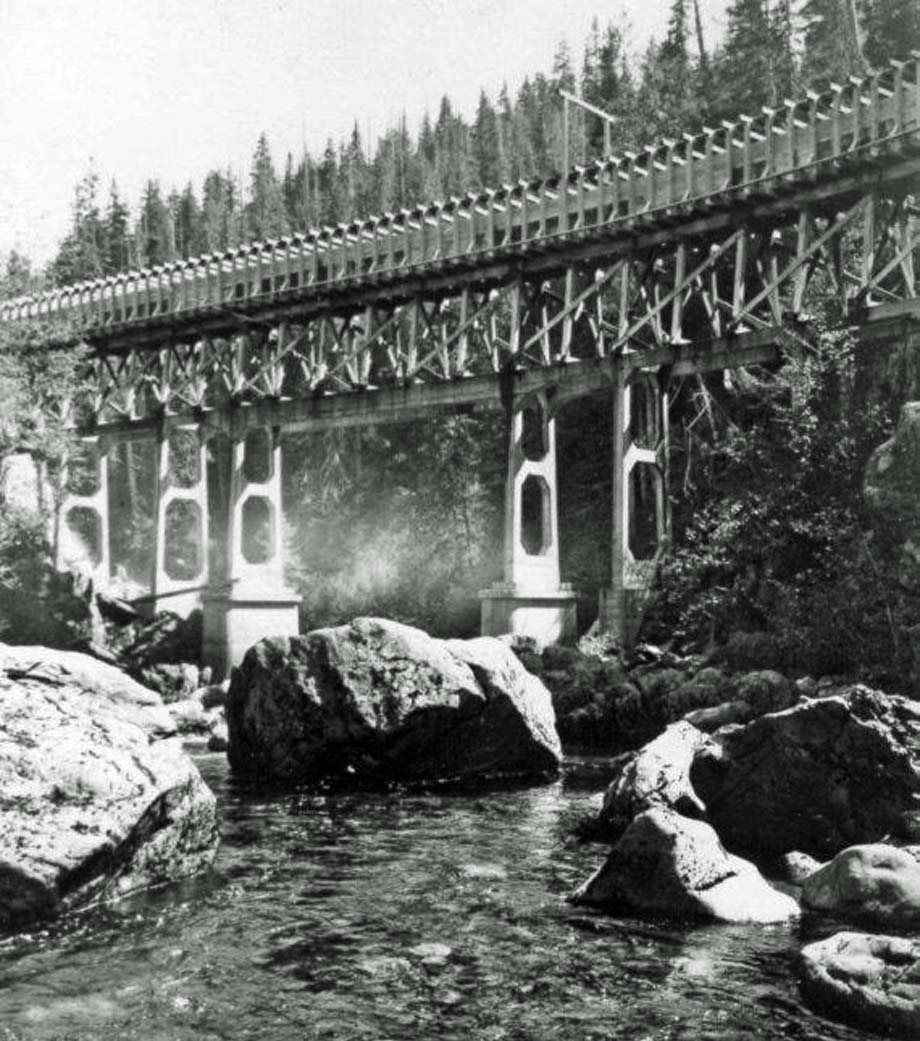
[560,90,618,171]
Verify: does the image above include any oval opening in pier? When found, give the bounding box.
[168,428,201,489]
[64,506,102,566]
[627,462,659,561]
[241,496,274,564]
[243,428,272,484]
[65,442,99,497]
[164,499,202,581]
[521,401,547,461]
[521,475,550,556]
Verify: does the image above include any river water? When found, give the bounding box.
[0,753,872,1041]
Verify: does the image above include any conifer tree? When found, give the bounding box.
[471,90,500,187]
[201,170,237,251]
[317,139,341,225]
[52,166,105,285]
[172,183,204,259]
[103,180,132,275]
[137,179,174,268]
[861,0,920,65]
[247,133,288,240]
[716,0,795,116]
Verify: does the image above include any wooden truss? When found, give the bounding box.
[85,181,920,432]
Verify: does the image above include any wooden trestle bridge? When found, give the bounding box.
[3,58,920,675]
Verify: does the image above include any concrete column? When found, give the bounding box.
[599,366,669,646]
[480,390,577,647]
[148,421,209,618]
[203,422,299,680]
[56,435,111,589]
[599,359,628,643]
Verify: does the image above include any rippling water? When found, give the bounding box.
[0,753,873,1041]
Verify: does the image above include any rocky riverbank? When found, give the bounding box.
[567,680,920,1035]
[4,616,920,1035]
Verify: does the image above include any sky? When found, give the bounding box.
[0,0,728,268]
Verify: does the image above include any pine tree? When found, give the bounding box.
[495,84,514,183]
[103,180,132,275]
[716,0,795,116]
[172,183,204,259]
[861,0,920,65]
[52,166,105,285]
[247,133,288,240]
[201,170,237,251]
[342,123,371,218]
[317,139,341,225]
[471,90,500,187]
[639,0,701,138]
[137,180,173,268]
[0,251,38,300]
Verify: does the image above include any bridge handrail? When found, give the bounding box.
[2,57,918,331]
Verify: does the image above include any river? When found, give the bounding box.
[0,753,871,1041]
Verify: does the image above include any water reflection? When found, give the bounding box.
[0,754,870,1041]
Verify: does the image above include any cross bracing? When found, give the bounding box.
[6,56,920,665]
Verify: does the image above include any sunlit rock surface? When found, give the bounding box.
[226,617,562,784]
[595,721,709,841]
[0,643,174,738]
[800,932,920,1038]
[801,843,920,928]
[570,808,799,923]
[0,647,219,929]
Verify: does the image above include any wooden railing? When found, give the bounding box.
[3,58,918,330]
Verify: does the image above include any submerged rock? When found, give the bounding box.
[800,932,920,1038]
[596,722,709,840]
[570,808,798,923]
[691,686,920,860]
[801,844,920,928]
[226,617,561,785]
[0,648,219,929]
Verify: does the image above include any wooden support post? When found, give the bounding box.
[603,357,628,643]
[671,243,686,342]
[509,280,521,359]
[457,289,470,374]
[561,268,575,359]
[862,193,877,292]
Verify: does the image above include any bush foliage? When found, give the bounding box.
[648,319,897,682]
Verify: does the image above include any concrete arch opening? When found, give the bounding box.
[164,499,203,582]
[64,506,102,567]
[241,496,275,565]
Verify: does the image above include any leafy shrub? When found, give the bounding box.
[649,320,896,682]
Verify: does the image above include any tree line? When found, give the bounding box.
[2,0,916,300]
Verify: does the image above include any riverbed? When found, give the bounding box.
[0,753,870,1041]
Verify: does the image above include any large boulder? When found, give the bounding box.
[596,722,709,840]
[570,808,798,923]
[691,686,920,860]
[801,844,920,928]
[0,650,218,929]
[800,932,920,1038]
[0,643,174,738]
[226,618,562,784]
